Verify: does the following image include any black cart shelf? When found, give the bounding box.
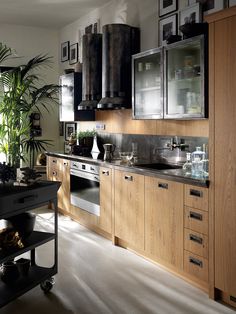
[0,181,60,308]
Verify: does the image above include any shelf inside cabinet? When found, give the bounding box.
[0,265,56,308]
[138,86,160,92]
[0,231,55,263]
[168,76,201,84]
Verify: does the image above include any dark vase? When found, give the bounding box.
[6,212,36,240]
[78,137,94,151]
[0,261,19,284]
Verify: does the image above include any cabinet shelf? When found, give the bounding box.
[0,231,55,263]
[0,265,56,308]
[137,86,160,92]
[168,76,201,84]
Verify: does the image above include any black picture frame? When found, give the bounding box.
[69,43,78,65]
[179,3,202,27]
[65,123,76,140]
[159,0,178,17]
[159,13,177,46]
[61,41,69,62]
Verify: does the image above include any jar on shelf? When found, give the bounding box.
[191,147,205,178]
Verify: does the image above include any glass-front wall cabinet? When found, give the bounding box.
[132,48,163,119]
[132,35,207,120]
[164,35,206,119]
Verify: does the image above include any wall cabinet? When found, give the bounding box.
[132,35,207,120]
[59,73,95,122]
[145,177,184,269]
[207,7,236,302]
[114,170,145,250]
[47,156,70,214]
[99,167,112,234]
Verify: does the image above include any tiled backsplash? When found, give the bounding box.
[97,132,208,164]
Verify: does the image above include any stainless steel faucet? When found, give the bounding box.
[166,137,189,151]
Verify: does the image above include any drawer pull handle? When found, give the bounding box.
[189,211,203,221]
[189,234,203,244]
[158,182,168,189]
[18,195,37,203]
[90,167,95,171]
[52,171,57,176]
[52,160,57,163]
[230,295,236,303]
[190,189,203,198]
[189,257,203,268]
[64,162,68,166]
[102,170,109,176]
[124,175,133,181]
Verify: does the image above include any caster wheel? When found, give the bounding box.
[40,277,55,293]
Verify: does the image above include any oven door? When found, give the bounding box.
[70,169,100,216]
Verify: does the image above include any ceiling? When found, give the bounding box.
[0,0,110,29]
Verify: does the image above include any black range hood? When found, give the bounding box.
[78,33,102,110]
[97,24,140,110]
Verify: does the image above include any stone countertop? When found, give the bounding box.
[46,151,209,188]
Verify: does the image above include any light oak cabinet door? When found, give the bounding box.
[99,167,112,234]
[114,170,145,250]
[145,177,184,269]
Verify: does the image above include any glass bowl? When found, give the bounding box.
[119,152,133,163]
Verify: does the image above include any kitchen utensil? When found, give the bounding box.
[103,144,116,161]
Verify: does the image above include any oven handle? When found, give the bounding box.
[70,169,100,182]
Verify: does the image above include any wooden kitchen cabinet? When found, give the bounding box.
[145,177,184,269]
[114,170,145,250]
[206,7,236,302]
[47,156,70,214]
[99,167,112,234]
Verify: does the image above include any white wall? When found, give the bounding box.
[0,23,63,154]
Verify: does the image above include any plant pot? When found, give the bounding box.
[0,261,19,284]
[6,212,36,240]
[15,258,30,276]
[78,137,94,151]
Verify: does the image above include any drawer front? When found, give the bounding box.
[184,207,208,235]
[184,185,209,211]
[184,250,208,282]
[184,228,208,258]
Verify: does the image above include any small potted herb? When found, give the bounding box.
[77,130,96,150]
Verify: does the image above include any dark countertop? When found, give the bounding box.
[46,151,209,188]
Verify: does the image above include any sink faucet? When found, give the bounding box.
[166,137,189,151]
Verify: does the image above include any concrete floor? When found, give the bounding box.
[1,209,235,314]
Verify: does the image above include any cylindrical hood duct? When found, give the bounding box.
[78,33,102,110]
[97,24,140,110]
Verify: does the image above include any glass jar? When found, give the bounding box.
[191,147,205,178]
[183,152,192,176]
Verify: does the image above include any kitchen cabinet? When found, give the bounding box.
[47,157,70,214]
[206,6,236,304]
[132,48,163,119]
[59,72,95,122]
[145,177,184,269]
[132,35,207,120]
[99,167,112,234]
[114,170,145,250]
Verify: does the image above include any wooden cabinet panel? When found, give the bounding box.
[184,228,208,259]
[184,250,208,283]
[114,170,145,250]
[184,207,208,235]
[145,177,184,269]
[99,167,112,234]
[184,185,208,211]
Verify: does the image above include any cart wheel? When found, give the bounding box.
[40,277,55,293]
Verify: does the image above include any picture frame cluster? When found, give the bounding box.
[158,0,226,46]
[61,41,78,65]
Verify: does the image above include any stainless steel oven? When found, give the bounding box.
[70,161,100,216]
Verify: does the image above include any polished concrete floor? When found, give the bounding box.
[1,209,235,314]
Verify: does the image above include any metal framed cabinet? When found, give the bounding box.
[0,181,60,308]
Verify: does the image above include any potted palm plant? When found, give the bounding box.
[0,44,60,169]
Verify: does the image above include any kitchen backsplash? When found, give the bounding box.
[97,132,208,164]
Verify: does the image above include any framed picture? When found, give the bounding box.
[69,43,78,65]
[61,41,69,62]
[179,3,202,27]
[159,0,178,17]
[188,0,224,15]
[65,123,76,140]
[159,14,177,46]
[229,0,236,7]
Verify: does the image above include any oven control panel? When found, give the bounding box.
[70,161,99,175]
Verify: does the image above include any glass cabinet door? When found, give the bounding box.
[132,48,163,119]
[164,35,206,119]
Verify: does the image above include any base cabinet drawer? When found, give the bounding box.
[184,229,208,258]
[184,207,208,235]
[184,250,208,282]
[184,185,208,211]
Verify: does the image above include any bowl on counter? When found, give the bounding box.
[119,152,133,163]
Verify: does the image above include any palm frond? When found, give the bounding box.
[0,43,12,64]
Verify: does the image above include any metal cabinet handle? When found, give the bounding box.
[189,257,203,268]
[64,162,68,166]
[18,195,37,203]
[124,175,133,181]
[189,234,203,245]
[94,176,99,181]
[190,189,203,198]
[90,166,95,171]
[158,182,168,189]
[102,170,109,176]
[52,159,57,163]
[189,211,203,221]
[52,171,57,176]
